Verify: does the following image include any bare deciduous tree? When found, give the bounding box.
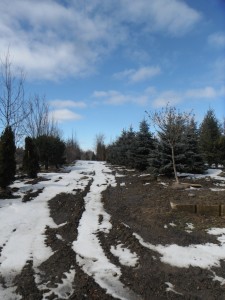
[95,133,106,161]
[24,94,60,138]
[0,50,27,142]
[65,131,81,163]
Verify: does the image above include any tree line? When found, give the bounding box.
[0,51,224,191]
[106,106,225,182]
[0,52,95,192]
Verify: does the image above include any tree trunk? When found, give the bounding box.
[171,146,179,183]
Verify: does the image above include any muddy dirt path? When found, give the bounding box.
[1,163,225,299]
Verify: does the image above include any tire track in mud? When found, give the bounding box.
[9,166,141,300]
[36,178,118,300]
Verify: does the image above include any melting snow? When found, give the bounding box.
[110,244,139,267]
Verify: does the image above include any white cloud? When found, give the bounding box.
[93,90,130,105]
[208,32,225,48]
[152,90,182,108]
[93,89,149,106]
[151,85,224,108]
[0,0,201,81]
[186,86,217,98]
[50,100,87,108]
[118,0,201,36]
[114,66,161,83]
[50,109,82,122]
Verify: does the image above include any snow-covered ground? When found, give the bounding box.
[0,161,225,299]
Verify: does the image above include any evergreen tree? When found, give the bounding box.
[147,106,191,182]
[135,119,154,171]
[23,137,39,178]
[107,127,137,168]
[216,135,225,166]
[183,118,205,173]
[35,135,65,170]
[0,126,16,189]
[199,109,221,166]
[125,126,137,168]
[148,137,161,177]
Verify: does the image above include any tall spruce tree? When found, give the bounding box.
[199,109,221,167]
[135,119,154,171]
[23,137,39,178]
[0,126,16,189]
[125,126,137,168]
[183,118,205,173]
[216,135,225,166]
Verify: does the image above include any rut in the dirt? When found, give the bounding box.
[14,178,118,300]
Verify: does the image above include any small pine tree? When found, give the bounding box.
[23,137,39,178]
[135,119,154,171]
[0,126,16,189]
[183,118,205,173]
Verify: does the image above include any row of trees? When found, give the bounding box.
[0,51,96,191]
[107,107,225,182]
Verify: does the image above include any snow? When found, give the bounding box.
[134,227,225,269]
[0,161,92,297]
[178,168,225,181]
[37,268,76,300]
[72,162,138,300]
[1,163,225,299]
[165,282,183,295]
[110,244,139,267]
[185,223,194,233]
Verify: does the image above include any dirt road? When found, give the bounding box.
[1,162,225,299]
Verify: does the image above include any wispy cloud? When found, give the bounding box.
[50,100,87,108]
[93,89,150,106]
[152,85,224,108]
[114,66,161,83]
[118,0,201,36]
[185,86,217,98]
[0,0,201,81]
[208,32,225,48]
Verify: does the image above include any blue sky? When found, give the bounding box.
[0,0,224,150]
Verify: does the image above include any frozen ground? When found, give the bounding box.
[0,161,225,299]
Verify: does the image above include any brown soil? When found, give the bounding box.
[2,166,225,299]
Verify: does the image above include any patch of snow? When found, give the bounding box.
[165,282,183,295]
[73,162,139,300]
[169,222,176,227]
[134,229,225,269]
[39,268,76,300]
[0,286,20,300]
[110,244,139,267]
[120,182,126,186]
[115,173,126,177]
[121,222,130,228]
[159,182,168,187]
[179,169,224,181]
[210,188,225,192]
[0,160,92,292]
[186,223,194,230]
[143,183,150,185]
[214,183,225,187]
[164,225,168,229]
[56,234,64,241]
[211,271,225,286]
